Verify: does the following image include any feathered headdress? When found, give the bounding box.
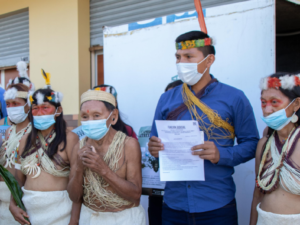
[28,69,63,106]
[16,61,29,78]
[6,61,34,91]
[42,69,51,88]
[4,61,35,101]
[260,74,300,91]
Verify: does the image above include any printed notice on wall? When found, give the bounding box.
[155,120,205,182]
[138,126,165,189]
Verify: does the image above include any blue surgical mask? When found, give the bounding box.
[33,109,59,130]
[261,100,295,130]
[81,112,112,140]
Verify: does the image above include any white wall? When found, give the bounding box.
[104,0,275,224]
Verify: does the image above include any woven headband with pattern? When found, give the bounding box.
[176,38,212,50]
[81,90,116,107]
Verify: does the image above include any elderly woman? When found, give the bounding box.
[68,87,146,225]
[250,72,300,225]
[0,61,33,225]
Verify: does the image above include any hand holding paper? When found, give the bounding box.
[191,141,220,164]
[148,136,164,158]
[155,120,205,182]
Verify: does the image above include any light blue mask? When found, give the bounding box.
[33,109,59,130]
[261,100,295,130]
[81,112,112,140]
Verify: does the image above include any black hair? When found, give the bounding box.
[176,30,216,57]
[265,72,300,137]
[10,77,31,86]
[103,102,133,136]
[22,88,67,159]
[165,80,183,92]
[92,84,133,136]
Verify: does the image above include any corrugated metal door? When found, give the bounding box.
[0,9,29,68]
[90,0,247,46]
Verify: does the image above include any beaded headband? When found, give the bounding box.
[81,90,116,107]
[176,38,212,50]
[260,74,300,90]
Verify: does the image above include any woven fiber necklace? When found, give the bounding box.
[256,127,299,192]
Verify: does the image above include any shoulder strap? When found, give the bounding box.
[181,83,235,140]
[167,79,217,121]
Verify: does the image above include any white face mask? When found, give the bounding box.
[7,103,29,124]
[176,55,210,86]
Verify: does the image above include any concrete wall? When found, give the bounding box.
[0,0,90,117]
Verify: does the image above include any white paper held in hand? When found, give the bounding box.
[155,120,205,182]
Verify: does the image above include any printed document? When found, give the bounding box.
[155,120,205,181]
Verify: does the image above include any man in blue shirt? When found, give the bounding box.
[148,31,259,224]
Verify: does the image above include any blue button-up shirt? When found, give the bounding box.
[150,79,259,213]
